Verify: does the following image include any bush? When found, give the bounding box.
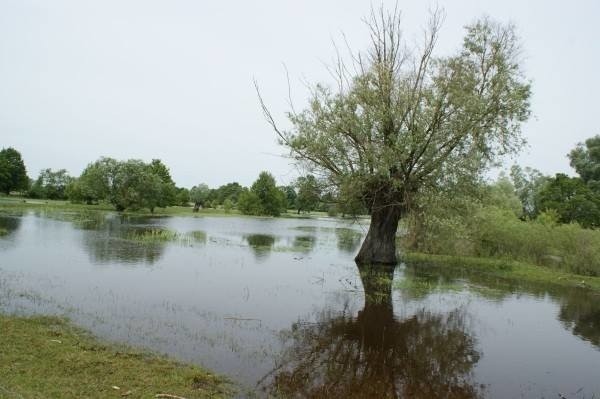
[404,204,600,276]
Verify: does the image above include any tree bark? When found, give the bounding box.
[355,204,402,265]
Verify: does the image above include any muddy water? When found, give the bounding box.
[0,211,599,398]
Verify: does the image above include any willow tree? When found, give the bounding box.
[258,8,530,264]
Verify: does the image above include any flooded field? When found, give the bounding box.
[1,210,599,398]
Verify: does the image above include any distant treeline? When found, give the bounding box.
[2,134,600,226]
[0,152,364,216]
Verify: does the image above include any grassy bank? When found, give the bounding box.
[0,315,232,399]
[0,197,339,219]
[404,252,600,292]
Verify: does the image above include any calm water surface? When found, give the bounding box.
[0,210,599,398]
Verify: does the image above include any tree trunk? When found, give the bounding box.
[355,204,402,265]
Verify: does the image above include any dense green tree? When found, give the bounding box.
[71,157,118,204]
[223,198,234,212]
[569,135,600,192]
[71,157,177,212]
[190,184,211,211]
[175,187,190,206]
[0,147,28,194]
[536,173,600,228]
[509,165,548,218]
[249,171,286,216]
[237,189,262,215]
[258,9,531,264]
[281,185,297,209]
[485,175,522,217]
[294,175,321,213]
[214,182,244,204]
[149,159,177,207]
[29,168,73,200]
[110,160,164,212]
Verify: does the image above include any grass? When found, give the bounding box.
[404,252,600,292]
[0,197,341,220]
[188,230,207,243]
[0,314,232,399]
[0,227,7,236]
[125,228,180,244]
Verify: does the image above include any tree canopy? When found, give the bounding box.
[0,147,28,195]
[569,134,600,192]
[259,8,531,264]
[29,168,73,200]
[238,171,286,216]
[294,175,321,213]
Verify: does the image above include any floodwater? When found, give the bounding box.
[1,210,599,398]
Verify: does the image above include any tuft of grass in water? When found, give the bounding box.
[0,314,232,399]
[0,227,7,236]
[394,277,463,296]
[125,228,180,244]
[188,230,207,243]
[404,252,600,292]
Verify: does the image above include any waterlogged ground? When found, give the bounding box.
[1,210,599,398]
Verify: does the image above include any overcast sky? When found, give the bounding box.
[1,0,598,188]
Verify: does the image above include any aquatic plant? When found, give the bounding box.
[125,228,179,244]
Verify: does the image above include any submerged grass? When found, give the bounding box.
[404,252,600,292]
[0,314,232,399]
[125,228,180,244]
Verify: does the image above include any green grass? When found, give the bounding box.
[125,228,180,244]
[0,314,232,399]
[404,252,600,292]
[187,230,207,243]
[0,197,341,220]
[0,227,7,236]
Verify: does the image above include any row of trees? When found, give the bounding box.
[505,135,600,228]
[0,148,360,216]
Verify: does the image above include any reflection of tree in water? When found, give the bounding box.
[293,235,316,253]
[262,265,482,398]
[404,261,600,350]
[335,227,363,253]
[82,232,165,265]
[77,215,174,265]
[0,215,21,236]
[245,234,276,259]
[558,290,600,348]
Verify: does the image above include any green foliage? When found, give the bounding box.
[222,198,234,213]
[0,147,28,194]
[282,185,297,209]
[244,171,286,216]
[484,175,522,217]
[190,184,211,209]
[262,11,530,221]
[401,175,600,276]
[237,189,262,215]
[110,160,164,212]
[70,157,118,204]
[536,173,600,228]
[125,227,179,244]
[294,175,321,213]
[213,182,244,205]
[69,157,177,212]
[509,165,547,218]
[403,177,600,276]
[149,159,178,207]
[569,134,600,192]
[29,168,73,200]
[176,187,191,206]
